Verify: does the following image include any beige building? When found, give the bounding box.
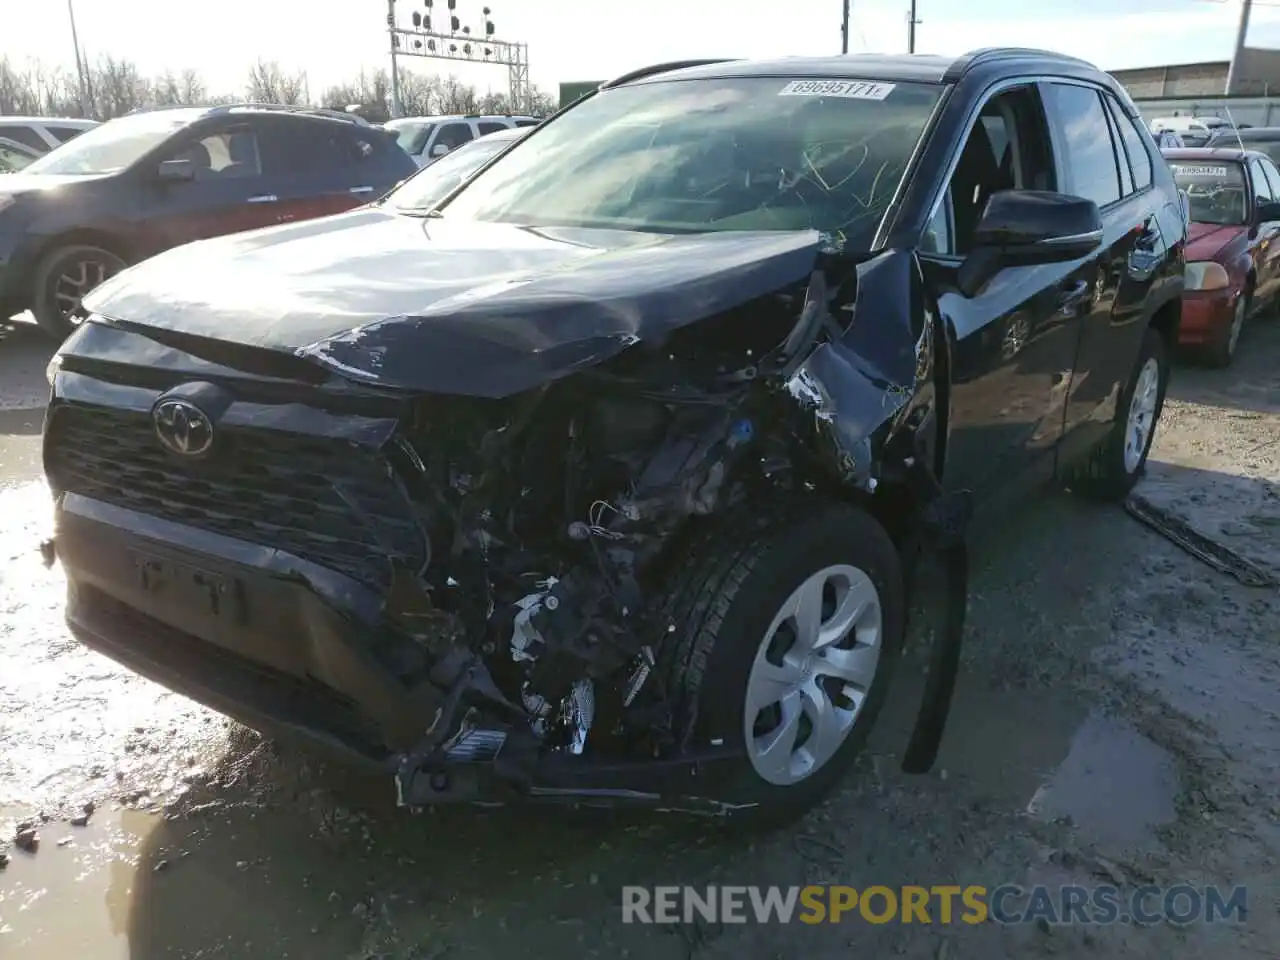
[1110,49,1280,98]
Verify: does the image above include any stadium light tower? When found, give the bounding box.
[385,0,532,117]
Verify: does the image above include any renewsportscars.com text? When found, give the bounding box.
[621,884,1248,926]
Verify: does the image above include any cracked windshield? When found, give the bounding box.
[434,78,940,249]
[1169,160,1248,225]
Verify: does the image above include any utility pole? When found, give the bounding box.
[66,0,90,117]
[387,0,403,118]
[1226,0,1253,95]
[841,0,850,54]
[907,0,921,54]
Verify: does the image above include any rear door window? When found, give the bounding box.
[264,119,349,177]
[476,120,508,136]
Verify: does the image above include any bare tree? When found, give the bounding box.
[245,59,306,105]
[0,55,554,122]
[178,69,208,105]
[319,67,393,117]
[90,55,151,118]
[434,75,480,114]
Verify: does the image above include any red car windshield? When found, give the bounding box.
[1168,160,1247,226]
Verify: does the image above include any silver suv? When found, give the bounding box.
[385,114,539,166]
[0,117,99,155]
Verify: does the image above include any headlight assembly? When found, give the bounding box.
[1185,261,1230,292]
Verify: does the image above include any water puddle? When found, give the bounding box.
[1027,712,1179,847]
[1,807,155,958]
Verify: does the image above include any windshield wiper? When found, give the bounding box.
[395,207,444,218]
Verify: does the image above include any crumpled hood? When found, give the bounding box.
[1186,221,1246,261]
[84,208,824,397]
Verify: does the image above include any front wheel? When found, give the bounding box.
[32,244,127,341]
[1071,327,1169,501]
[660,504,905,823]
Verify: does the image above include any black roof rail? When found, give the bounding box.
[945,47,1094,81]
[204,103,373,126]
[600,59,738,89]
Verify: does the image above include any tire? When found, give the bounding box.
[32,244,127,342]
[1204,291,1248,369]
[1071,326,1169,501]
[659,502,905,824]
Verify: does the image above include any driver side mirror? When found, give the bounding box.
[430,143,451,158]
[957,190,1103,298]
[157,158,196,182]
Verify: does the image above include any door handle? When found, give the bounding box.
[349,185,374,194]
[247,194,277,203]
[1057,280,1091,316]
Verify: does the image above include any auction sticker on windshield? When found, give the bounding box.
[1170,165,1232,178]
[778,80,896,100]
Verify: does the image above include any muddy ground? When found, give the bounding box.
[1,315,1277,959]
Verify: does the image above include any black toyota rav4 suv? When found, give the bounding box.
[43,49,1185,821]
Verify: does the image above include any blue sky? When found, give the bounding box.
[7,0,1279,97]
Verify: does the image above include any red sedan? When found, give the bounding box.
[1163,147,1280,367]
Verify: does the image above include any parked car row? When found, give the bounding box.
[40,49,1188,821]
[0,103,419,337]
[1162,145,1280,366]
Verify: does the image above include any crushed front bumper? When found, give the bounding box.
[53,494,748,814]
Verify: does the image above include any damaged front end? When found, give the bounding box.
[298,242,972,813]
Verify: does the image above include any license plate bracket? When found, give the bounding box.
[133,552,248,625]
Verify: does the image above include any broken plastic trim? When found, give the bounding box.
[776,250,973,774]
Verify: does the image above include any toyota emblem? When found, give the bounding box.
[153,398,215,457]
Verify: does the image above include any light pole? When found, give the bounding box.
[841,0,850,54]
[1226,0,1253,95]
[388,0,403,117]
[66,0,90,116]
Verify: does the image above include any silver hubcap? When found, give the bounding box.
[53,255,119,322]
[1227,296,1247,356]
[743,564,883,786]
[1123,356,1161,474]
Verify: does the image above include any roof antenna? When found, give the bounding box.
[1223,103,1246,152]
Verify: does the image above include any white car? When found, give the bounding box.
[0,116,99,156]
[385,114,538,167]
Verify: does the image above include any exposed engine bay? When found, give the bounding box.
[384,281,818,775]
[368,255,970,807]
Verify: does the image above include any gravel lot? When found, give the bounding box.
[1,315,1277,960]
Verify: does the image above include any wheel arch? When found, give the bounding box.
[1147,290,1182,355]
[30,228,136,281]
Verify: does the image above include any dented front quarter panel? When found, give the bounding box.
[784,249,934,491]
